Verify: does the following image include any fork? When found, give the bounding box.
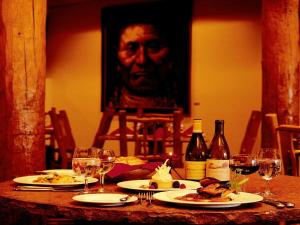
[146,192,153,207]
[138,192,145,205]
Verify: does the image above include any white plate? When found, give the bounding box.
[153,190,263,208]
[37,169,76,176]
[72,193,138,206]
[13,175,98,187]
[117,179,200,192]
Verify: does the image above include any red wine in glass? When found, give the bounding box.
[229,154,259,175]
[230,164,259,175]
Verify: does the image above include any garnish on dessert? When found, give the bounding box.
[150,159,173,189]
[138,160,187,189]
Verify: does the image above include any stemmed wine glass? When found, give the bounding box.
[72,147,100,194]
[96,148,116,193]
[229,154,259,192]
[257,147,282,196]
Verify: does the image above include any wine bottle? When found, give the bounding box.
[206,120,230,182]
[185,119,208,180]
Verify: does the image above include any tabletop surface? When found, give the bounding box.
[1,174,300,225]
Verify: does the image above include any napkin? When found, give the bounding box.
[107,162,162,179]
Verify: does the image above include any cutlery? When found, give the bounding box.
[267,199,295,208]
[138,192,146,205]
[138,193,143,204]
[146,192,153,207]
[280,201,295,208]
[120,195,132,202]
[261,199,285,209]
[14,185,83,192]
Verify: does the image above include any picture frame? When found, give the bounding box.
[101,0,192,114]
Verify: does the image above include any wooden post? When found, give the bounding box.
[0,1,47,181]
[261,0,299,147]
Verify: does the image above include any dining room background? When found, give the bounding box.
[46,0,262,155]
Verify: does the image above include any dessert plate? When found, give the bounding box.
[117,179,200,192]
[72,193,138,206]
[153,190,263,208]
[13,175,98,187]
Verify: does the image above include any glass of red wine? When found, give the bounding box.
[229,154,259,192]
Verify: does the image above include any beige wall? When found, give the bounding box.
[46,0,262,155]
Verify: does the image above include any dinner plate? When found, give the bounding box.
[117,179,200,192]
[72,193,138,206]
[153,190,263,208]
[37,169,76,176]
[13,175,98,187]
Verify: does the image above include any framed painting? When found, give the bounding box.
[101,0,192,114]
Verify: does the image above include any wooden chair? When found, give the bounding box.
[47,107,76,169]
[118,109,184,167]
[92,107,116,148]
[265,113,300,176]
[45,112,55,148]
[239,110,262,154]
[93,108,184,167]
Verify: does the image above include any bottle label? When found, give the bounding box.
[206,159,230,181]
[185,161,206,180]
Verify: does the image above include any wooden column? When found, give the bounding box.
[261,0,299,147]
[0,1,47,181]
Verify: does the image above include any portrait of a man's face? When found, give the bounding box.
[101,1,191,114]
[118,23,170,95]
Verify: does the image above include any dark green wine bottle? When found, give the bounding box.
[185,119,208,180]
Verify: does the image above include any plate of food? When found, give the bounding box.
[153,177,263,208]
[153,190,263,208]
[72,193,138,206]
[117,160,200,191]
[13,174,98,186]
[117,179,200,192]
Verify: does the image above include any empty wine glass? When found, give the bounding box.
[72,147,100,194]
[96,148,116,192]
[257,147,282,196]
[229,154,259,192]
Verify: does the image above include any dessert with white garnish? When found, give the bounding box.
[150,159,173,189]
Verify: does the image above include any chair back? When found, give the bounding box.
[118,109,184,167]
[92,107,116,148]
[239,110,262,154]
[48,108,75,168]
[265,113,300,176]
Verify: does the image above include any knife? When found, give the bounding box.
[14,185,83,192]
[261,199,285,209]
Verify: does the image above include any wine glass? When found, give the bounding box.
[96,148,116,192]
[229,154,259,192]
[72,147,100,194]
[257,147,282,196]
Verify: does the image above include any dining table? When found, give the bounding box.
[0,173,300,225]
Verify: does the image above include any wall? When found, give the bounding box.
[46,0,262,155]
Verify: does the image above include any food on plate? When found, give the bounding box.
[199,177,220,187]
[150,159,173,189]
[176,177,236,202]
[115,156,146,165]
[33,173,80,184]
